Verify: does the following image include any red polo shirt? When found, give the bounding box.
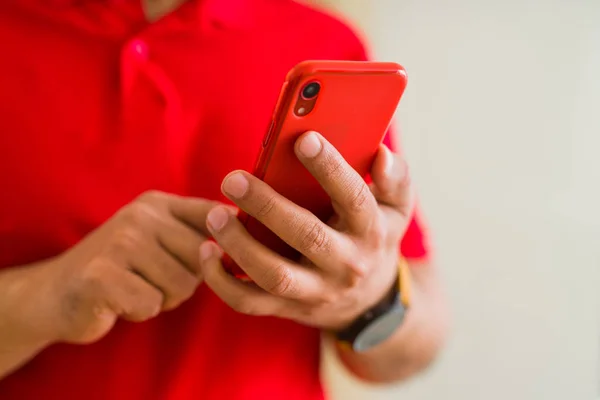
[0,0,429,399]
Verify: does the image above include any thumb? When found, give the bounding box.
[370,144,415,217]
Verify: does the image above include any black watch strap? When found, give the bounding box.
[335,258,411,352]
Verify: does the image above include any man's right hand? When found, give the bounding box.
[31,191,226,345]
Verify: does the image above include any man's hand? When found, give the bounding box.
[199,131,414,331]
[200,132,447,384]
[23,192,221,345]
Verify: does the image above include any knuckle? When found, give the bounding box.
[161,299,178,311]
[322,156,344,180]
[228,295,256,315]
[149,290,165,313]
[175,272,200,297]
[162,297,183,311]
[111,227,144,253]
[261,263,295,296]
[79,258,111,292]
[374,229,388,249]
[161,295,181,312]
[124,202,160,226]
[345,259,370,278]
[135,306,160,322]
[296,305,320,321]
[367,219,387,249]
[316,290,339,306]
[346,182,372,212]
[255,195,278,219]
[63,259,112,318]
[297,221,331,255]
[345,250,374,276]
[137,190,168,205]
[320,149,344,177]
[132,290,163,321]
[163,275,198,310]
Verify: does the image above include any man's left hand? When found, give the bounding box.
[199,131,414,331]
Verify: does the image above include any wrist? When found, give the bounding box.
[340,256,402,330]
[333,257,410,353]
[0,260,65,347]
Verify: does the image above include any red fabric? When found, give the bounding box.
[0,0,430,399]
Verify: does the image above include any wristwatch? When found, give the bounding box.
[335,257,412,352]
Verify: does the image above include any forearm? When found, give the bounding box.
[335,260,448,383]
[0,262,58,379]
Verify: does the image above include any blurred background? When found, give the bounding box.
[310,1,600,399]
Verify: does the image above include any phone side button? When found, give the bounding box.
[263,120,275,147]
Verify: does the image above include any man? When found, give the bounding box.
[0,0,447,399]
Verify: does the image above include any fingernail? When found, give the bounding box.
[298,131,322,158]
[207,207,229,232]
[222,172,249,199]
[199,241,215,263]
[383,146,394,176]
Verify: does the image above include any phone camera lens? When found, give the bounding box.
[301,82,321,99]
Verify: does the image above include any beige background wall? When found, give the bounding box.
[312,1,600,399]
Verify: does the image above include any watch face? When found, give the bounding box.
[353,305,406,352]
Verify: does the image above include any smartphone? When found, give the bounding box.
[225,60,407,278]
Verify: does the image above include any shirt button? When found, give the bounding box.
[129,39,149,61]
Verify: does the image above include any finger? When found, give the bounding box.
[129,240,200,311]
[135,190,232,274]
[92,261,164,322]
[156,216,208,276]
[294,131,378,233]
[205,206,330,302]
[220,174,357,275]
[370,145,415,217]
[199,241,291,316]
[169,196,233,235]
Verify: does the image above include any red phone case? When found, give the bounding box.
[225,61,407,278]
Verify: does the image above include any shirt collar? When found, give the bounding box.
[200,0,259,30]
